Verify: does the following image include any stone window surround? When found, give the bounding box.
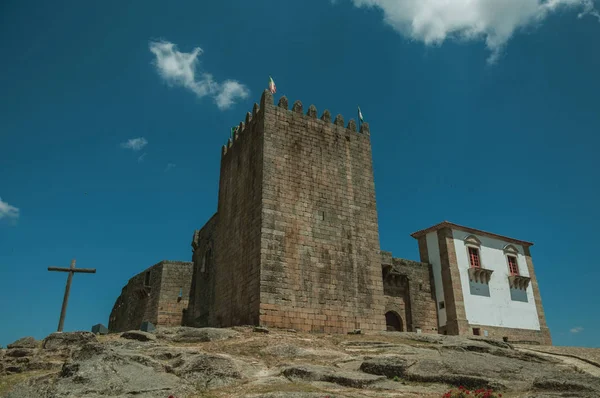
[464,235,494,285]
[464,235,483,268]
[503,244,521,276]
[502,244,532,291]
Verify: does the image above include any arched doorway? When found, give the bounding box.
[385,311,403,332]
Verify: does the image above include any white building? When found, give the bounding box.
[411,221,551,345]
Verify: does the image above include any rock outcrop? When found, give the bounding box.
[1,327,599,397]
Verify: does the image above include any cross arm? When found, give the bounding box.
[48,267,97,273]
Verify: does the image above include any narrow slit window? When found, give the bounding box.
[468,247,481,268]
[202,249,212,274]
[144,271,151,287]
[507,255,519,275]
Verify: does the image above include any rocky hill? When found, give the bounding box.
[1,326,600,398]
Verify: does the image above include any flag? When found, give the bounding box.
[269,76,276,94]
[358,106,364,123]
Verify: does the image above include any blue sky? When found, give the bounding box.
[1,0,599,348]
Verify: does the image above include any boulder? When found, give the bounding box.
[359,356,416,378]
[3,326,599,398]
[532,376,600,394]
[282,364,385,388]
[262,344,304,358]
[72,342,106,361]
[5,345,186,398]
[121,330,157,342]
[165,327,239,343]
[6,348,35,358]
[7,337,38,349]
[172,353,243,389]
[43,332,97,350]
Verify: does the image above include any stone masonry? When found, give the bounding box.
[381,252,438,334]
[187,91,387,333]
[108,261,193,332]
[412,222,552,345]
[186,214,218,327]
[109,90,551,344]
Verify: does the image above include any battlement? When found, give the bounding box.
[222,90,370,157]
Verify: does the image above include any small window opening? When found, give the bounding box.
[319,211,325,221]
[419,283,423,290]
[468,247,481,268]
[201,248,211,273]
[439,301,445,309]
[507,255,519,276]
[144,271,151,287]
[473,328,481,336]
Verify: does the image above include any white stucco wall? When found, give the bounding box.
[426,231,446,327]
[451,229,540,330]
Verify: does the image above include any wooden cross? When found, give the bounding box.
[48,259,96,332]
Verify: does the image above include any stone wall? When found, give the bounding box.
[257,91,386,333]
[186,214,218,327]
[523,246,552,345]
[381,251,409,332]
[156,261,194,326]
[465,324,551,345]
[391,258,439,334]
[212,102,265,327]
[437,227,470,335]
[380,251,438,334]
[108,260,192,332]
[382,284,409,332]
[109,262,163,332]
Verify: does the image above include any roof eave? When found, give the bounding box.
[410,221,534,247]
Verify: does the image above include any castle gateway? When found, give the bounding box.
[109,90,551,345]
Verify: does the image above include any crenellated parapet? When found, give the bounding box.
[222,89,371,158]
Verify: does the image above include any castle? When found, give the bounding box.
[108,90,552,345]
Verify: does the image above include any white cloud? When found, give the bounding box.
[120,137,148,152]
[137,153,147,163]
[346,0,599,63]
[215,80,250,110]
[0,197,19,220]
[149,40,249,110]
[570,326,584,333]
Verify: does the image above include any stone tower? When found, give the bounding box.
[186,90,386,333]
